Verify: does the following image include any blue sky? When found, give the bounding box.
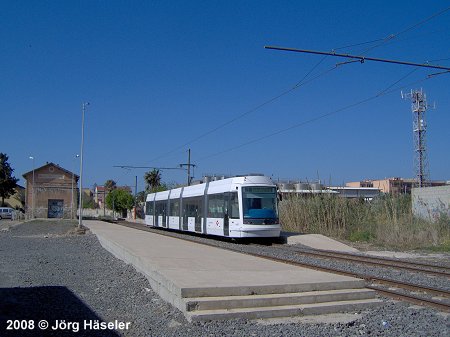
[2,1,449,191]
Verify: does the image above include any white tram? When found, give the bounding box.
[145,175,281,238]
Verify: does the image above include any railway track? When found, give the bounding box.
[111,221,450,312]
[289,248,450,278]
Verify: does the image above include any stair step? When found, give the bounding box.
[180,279,366,298]
[186,298,383,322]
[185,288,377,311]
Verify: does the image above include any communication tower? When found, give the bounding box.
[401,89,432,187]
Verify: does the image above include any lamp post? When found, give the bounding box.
[71,154,80,220]
[78,102,89,228]
[29,156,35,219]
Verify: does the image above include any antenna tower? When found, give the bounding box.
[402,89,432,187]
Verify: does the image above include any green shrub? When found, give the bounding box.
[348,230,374,242]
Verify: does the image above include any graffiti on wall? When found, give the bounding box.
[48,199,64,218]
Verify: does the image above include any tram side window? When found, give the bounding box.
[170,199,179,216]
[145,201,153,215]
[155,201,166,216]
[208,194,225,218]
[183,197,202,218]
[229,192,239,219]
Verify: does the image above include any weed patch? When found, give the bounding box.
[279,193,449,250]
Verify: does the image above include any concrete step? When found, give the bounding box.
[184,288,377,311]
[85,221,381,322]
[180,279,366,298]
[186,298,383,322]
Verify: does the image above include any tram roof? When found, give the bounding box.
[146,175,275,201]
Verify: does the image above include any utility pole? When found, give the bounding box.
[28,156,35,219]
[134,175,137,219]
[402,89,433,187]
[78,102,89,228]
[179,149,196,186]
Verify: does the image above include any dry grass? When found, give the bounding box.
[279,193,450,250]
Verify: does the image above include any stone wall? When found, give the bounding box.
[412,185,450,222]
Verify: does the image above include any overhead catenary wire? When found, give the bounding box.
[196,73,432,163]
[146,57,339,164]
[351,6,450,56]
[146,6,450,167]
[266,6,450,70]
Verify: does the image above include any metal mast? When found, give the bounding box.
[402,89,431,187]
[179,149,196,186]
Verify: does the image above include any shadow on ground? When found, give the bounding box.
[0,286,120,336]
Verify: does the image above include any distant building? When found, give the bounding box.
[23,162,79,219]
[327,186,380,200]
[276,181,336,197]
[94,186,106,207]
[94,185,133,208]
[276,181,379,200]
[346,178,446,195]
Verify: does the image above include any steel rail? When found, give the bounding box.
[290,248,450,278]
[311,249,450,272]
[366,286,450,312]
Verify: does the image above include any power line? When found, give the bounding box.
[196,74,432,163]
[353,6,450,55]
[392,6,450,38]
[113,165,184,170]
[376,68,419,97]
[146,58,340,164]
[146,6,450,166]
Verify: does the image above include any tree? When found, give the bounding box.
[104,179,117,191]
[144,169,161,193]
[135,190,146,203]
[106,189,134,217]
[0,153,19,206]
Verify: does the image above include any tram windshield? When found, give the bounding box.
[242,187,278,219]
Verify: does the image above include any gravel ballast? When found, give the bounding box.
[0,220,449,336]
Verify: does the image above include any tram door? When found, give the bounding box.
[223,192,230,237]
[224,213,229,237]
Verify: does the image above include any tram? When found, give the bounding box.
[145,175,281,238]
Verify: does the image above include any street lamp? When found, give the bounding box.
[78,102,89,228]
[71,154,80,220]
[29,156,35,219]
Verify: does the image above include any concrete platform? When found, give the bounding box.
[84,221,381,321]
[284,232,359,252]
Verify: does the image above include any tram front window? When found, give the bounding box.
[242,187,278,222]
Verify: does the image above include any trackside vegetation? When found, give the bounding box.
[279,193,450,251]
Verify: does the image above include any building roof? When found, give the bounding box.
[23,162,79,180]
[329,186,380,191]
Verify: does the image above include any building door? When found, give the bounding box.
[48,199,64,218]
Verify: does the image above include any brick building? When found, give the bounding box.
[94,185,106,207]
[23,162,79,219]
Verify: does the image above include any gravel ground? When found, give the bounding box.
[0,220,449,337]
